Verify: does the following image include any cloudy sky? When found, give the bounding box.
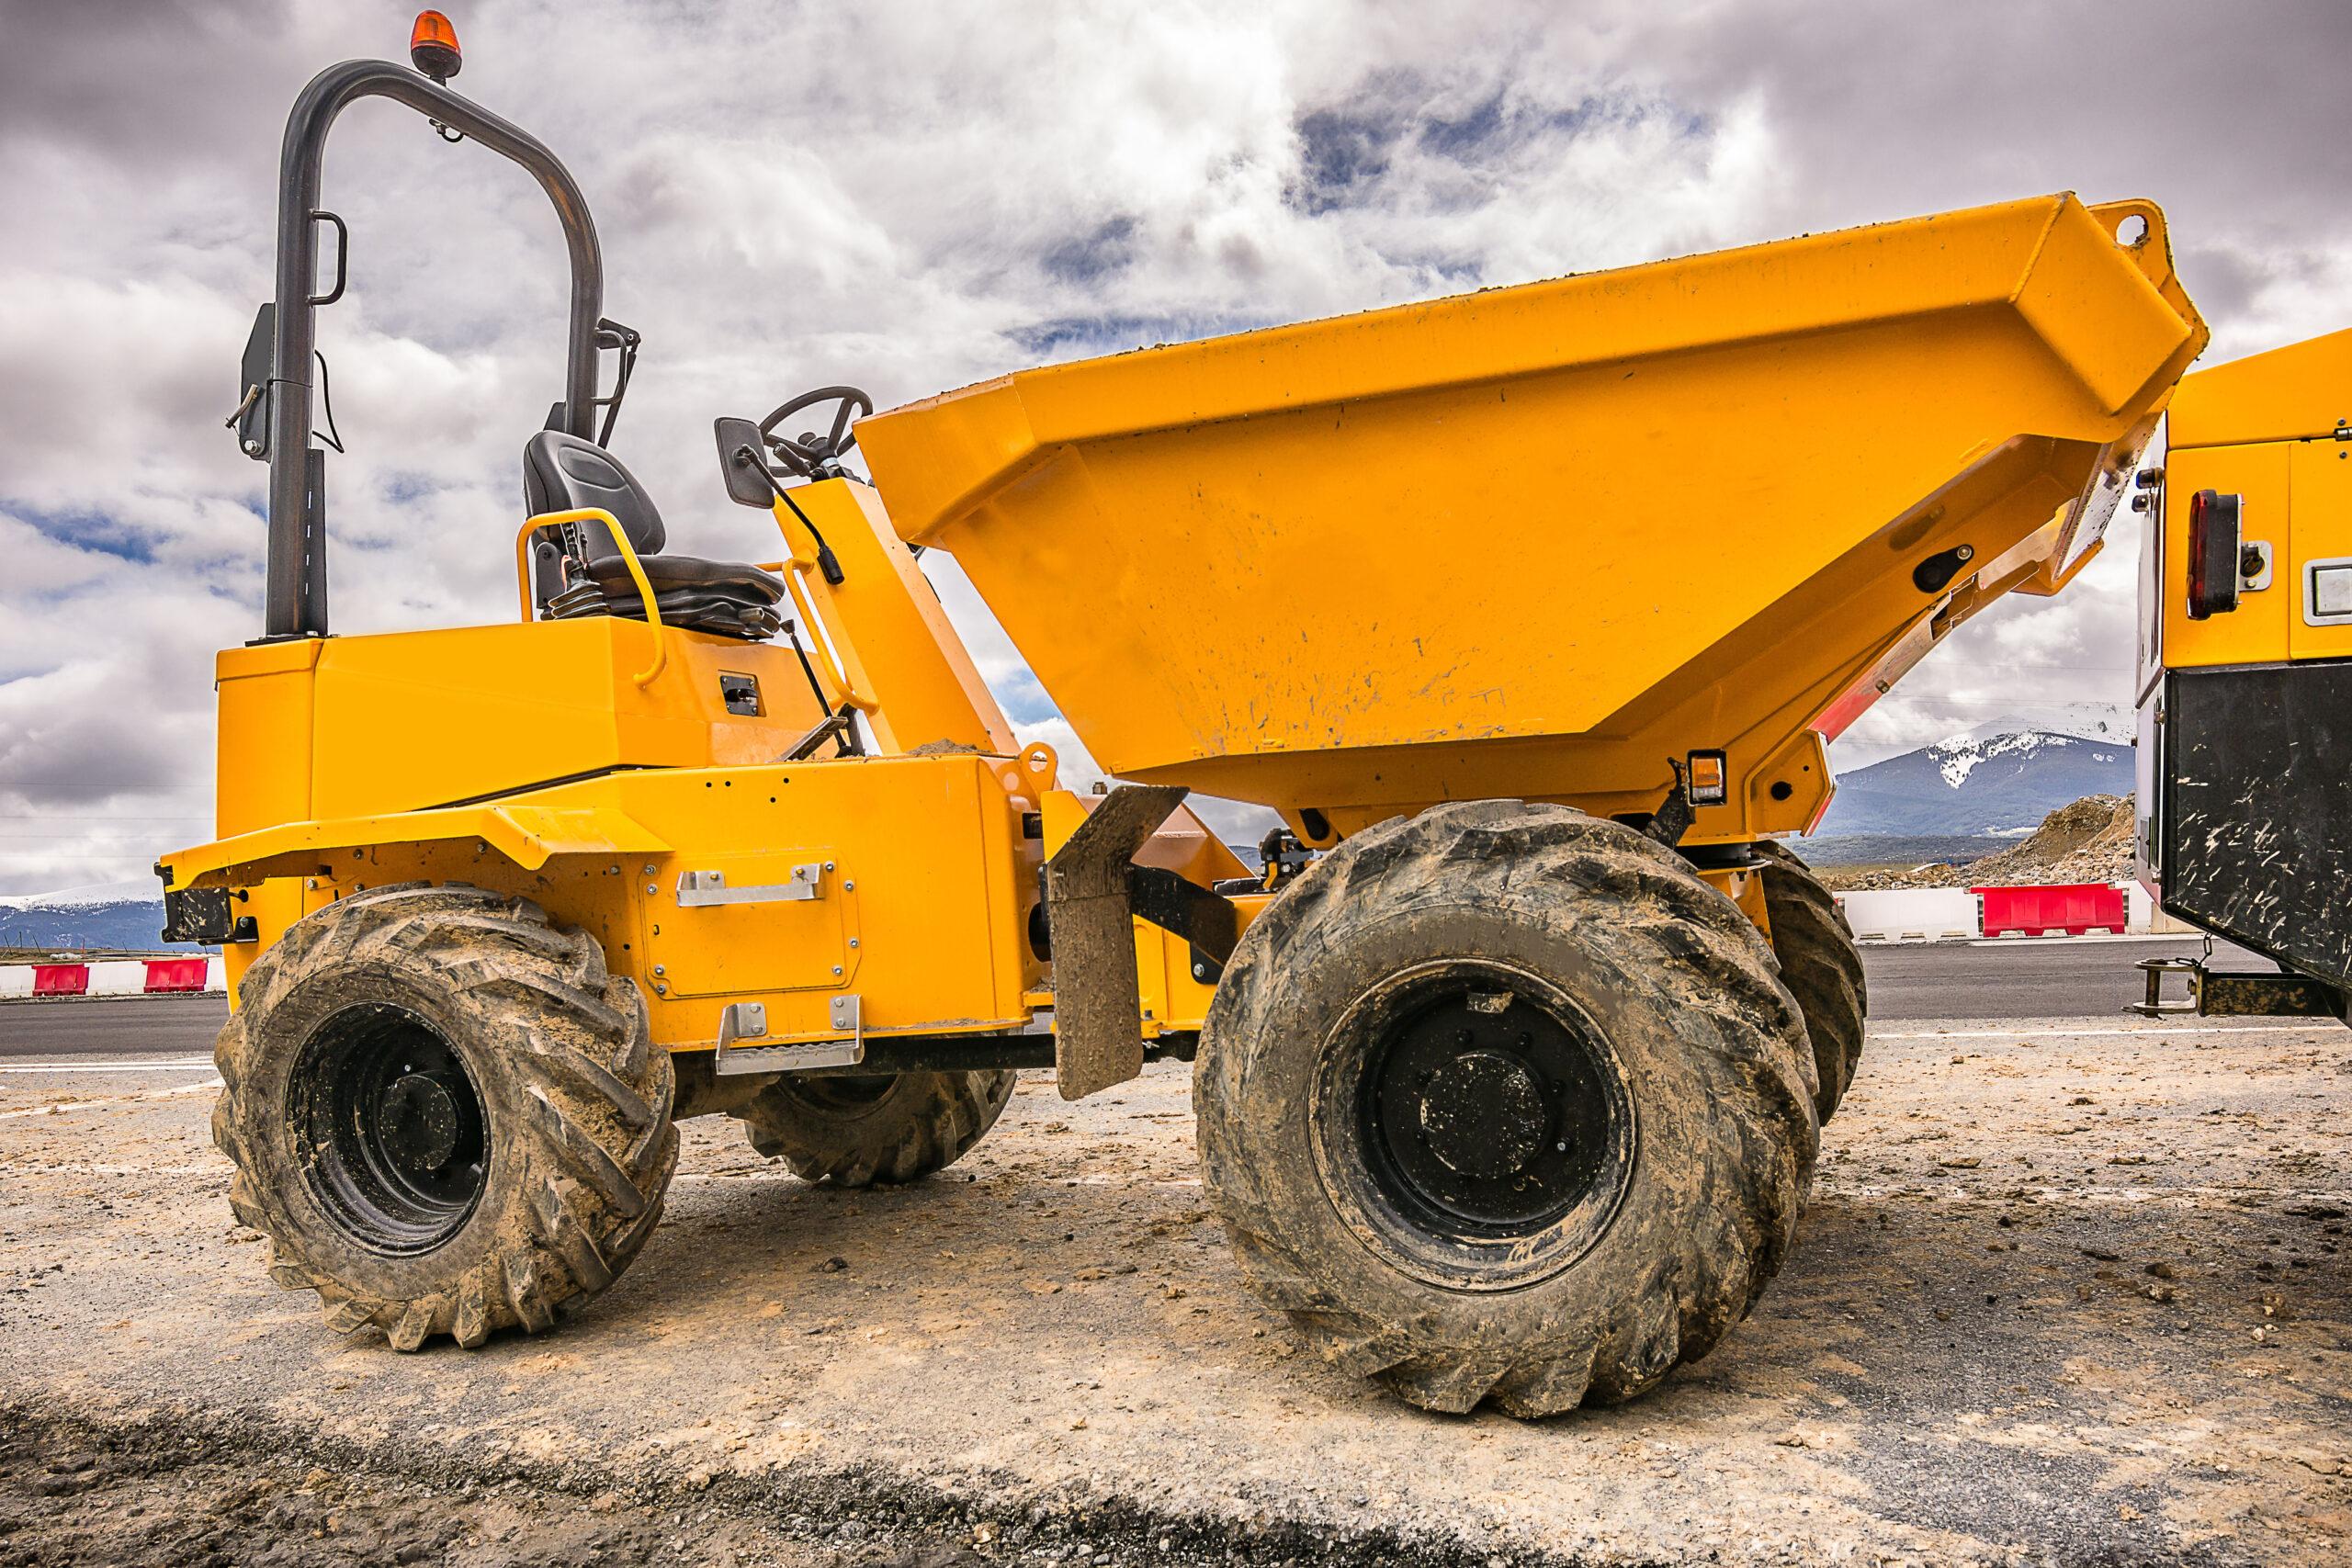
[4,0,2348,894]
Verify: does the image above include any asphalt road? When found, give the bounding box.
[1862,933,2263,1021]
[0,934,2277,1060]
[0,993,226,1058]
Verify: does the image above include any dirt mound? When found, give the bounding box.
[1818,795,2135,891]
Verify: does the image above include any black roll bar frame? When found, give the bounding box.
[263,59,604,638]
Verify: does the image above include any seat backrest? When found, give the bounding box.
[523,432,667,558]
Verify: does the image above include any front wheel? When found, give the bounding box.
[212,885,677,1351]
[1195,802,1818,1416]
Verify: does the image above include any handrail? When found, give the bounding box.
[517,509,666,686]
[266,59,604,639]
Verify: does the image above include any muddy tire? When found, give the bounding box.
[1751,840,1868,1122]
[734,1070,1017,1187]
[211,885,677,1351]
[1195,801,1818,1416]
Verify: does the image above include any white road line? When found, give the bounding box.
[0,1077,221,1119]
[0,1059,217,1074]
[1822,1181,2352,1206]
[1867,1023,2326,1041]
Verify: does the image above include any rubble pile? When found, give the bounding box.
[1821,795,2137,891]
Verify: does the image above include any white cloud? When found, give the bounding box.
[2,0,2346,891]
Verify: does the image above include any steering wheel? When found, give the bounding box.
[758,386,873,478]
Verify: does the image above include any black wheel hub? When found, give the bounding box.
[1313,962,1634,1289]
[380,1073,463,1172]
[1415,1047,1545,1181]
[291,1004,488,1255]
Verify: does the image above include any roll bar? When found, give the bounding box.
[262,59,604,638]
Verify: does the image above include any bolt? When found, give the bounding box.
[1555,1141,1568,1153]
[843,880,854,892]
[646,884,657,894]
[848,938,860,949]
[832,964,843,976]
[824,861,836,872]
[652,964,665,976]
[1455,1029,1475,1047]
[654,983,667,995]
[242,439,262,455]
[642,864,656,874]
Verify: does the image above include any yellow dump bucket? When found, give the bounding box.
[858,195,2205,842]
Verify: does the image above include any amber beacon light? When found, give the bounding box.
[410,10,461,82]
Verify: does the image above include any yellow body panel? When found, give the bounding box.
[2157,443,2294,669]
[859,195,2206,841]
[172,472,1047,1045]
[2159,328,2352,670]
[2167,327,2352,449]
[2288,444,2352,662]
[179,756,1046,1051]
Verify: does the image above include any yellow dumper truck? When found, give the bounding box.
[2130,328,2352,1021]
[164,19,2222,1415]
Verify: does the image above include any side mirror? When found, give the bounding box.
[2186,489,2243,620]
[714,417,780,509]
[232,304,275,461]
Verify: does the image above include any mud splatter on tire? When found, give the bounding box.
[212,884,677,1350]
[734,1070,1016,1187]
[1195,801,1818,1416]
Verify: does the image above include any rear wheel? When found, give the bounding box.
[1196,801,1818,1416]
[734,1069,1017,1187]
[212,885,677,1350]
[1752,840,1868,1122]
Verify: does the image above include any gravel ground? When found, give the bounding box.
[2,1017,2346,1567]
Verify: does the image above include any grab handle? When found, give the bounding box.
[517,507,667,685]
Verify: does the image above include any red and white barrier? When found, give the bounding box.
[144,957,211,992]
[0,956,224,997]
[1973,882,2127,938]
[1835,882,2164,944]
[33,963,90,997]
[1834,887,1983,943]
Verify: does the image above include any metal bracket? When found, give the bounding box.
[1127,864,1241,968]
[2132,953,2347,1019]
[713,994,867,1075]
[2130,955,2199,1017]
[676,863,824,906]
[717,1000,768,1045]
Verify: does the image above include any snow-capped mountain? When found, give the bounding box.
[1815,724,2132,839]
[0,879,192,953]
[1829,703,2130,770]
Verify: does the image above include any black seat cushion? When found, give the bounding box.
[547,553,790,642]
[524,432,787,642]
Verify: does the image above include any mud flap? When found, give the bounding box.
[1044,784,1189,1100]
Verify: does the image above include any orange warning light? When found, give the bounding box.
[410,11,461,83]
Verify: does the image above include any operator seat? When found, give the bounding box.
[523,431,788,641]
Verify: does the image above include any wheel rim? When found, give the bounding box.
[1309,960,1635,1291]
[291,1003,489,1255]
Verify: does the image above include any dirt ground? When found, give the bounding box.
[2,1015,2346,1567]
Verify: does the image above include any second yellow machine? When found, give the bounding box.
[164,21,2206,1415]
